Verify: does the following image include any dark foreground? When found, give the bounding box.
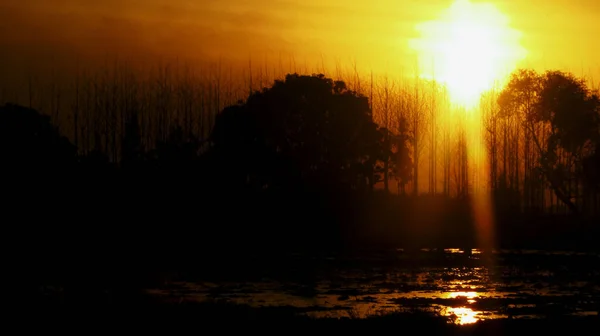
[28,248,600,335]
[30,300,600,335]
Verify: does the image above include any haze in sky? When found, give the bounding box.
[1,0,599,80]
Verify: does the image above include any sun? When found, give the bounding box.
[409,0,527,107]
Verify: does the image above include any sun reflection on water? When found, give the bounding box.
[441,291,482,324]
[446,291,478,304]
[148,249,600,322]
[445,307,480,324]
[447,291,478,299]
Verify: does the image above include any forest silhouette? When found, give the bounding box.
[4,68,600,325]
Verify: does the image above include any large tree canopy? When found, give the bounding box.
[498,69,600,213]
[210,74,383,192]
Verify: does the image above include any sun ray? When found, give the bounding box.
[407,0,524,265]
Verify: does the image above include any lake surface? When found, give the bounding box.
[147,248,600,324]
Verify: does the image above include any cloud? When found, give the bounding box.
[0,0,598,82]
[0,0,299,68]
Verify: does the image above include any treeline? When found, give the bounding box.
[2,64,600,255]
[2,62,598,216]
[1,72,413,251]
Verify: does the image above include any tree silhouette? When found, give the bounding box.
[0,103,77,178]
[499,70,600,214]
[582,150,600,191]
[151,125,202,171]
[380,116,413,194]
[210,74,383,193]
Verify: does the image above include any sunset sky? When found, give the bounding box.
[1,0,599,81]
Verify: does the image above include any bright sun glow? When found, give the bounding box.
[446,307,480,324]
[410,0,527,107]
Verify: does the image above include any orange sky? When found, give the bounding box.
[1,0,599,80]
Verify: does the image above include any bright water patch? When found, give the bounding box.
[148,249,600,322]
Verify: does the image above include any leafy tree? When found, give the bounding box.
[498,70,600,213]
[209,74,383,192]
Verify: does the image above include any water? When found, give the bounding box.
[148,248,600,324]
